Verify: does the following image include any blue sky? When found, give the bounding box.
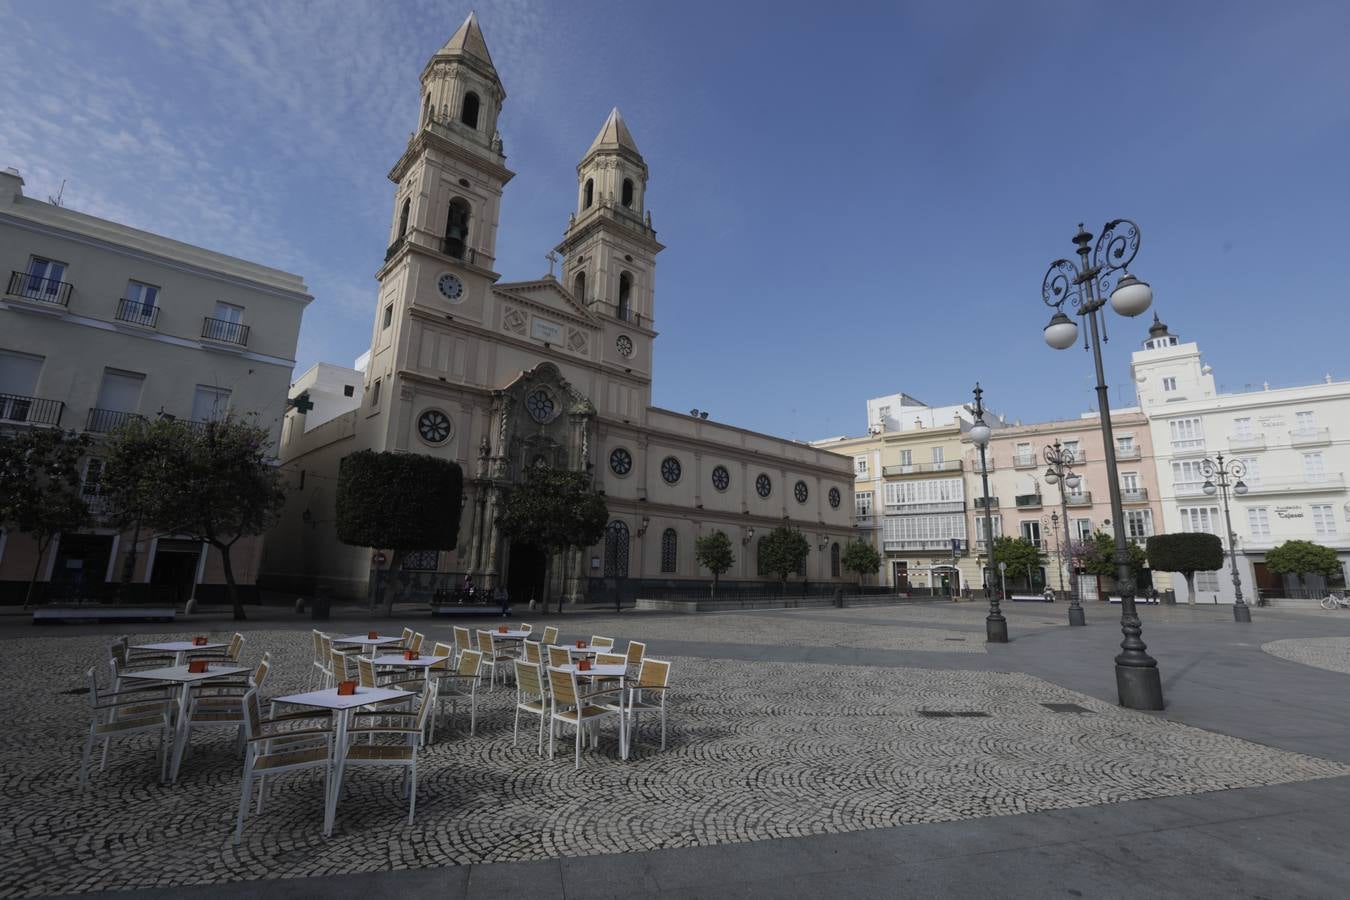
[3,0,1348,440]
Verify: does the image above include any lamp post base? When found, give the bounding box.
[1067,606,1086,626]
[986,616,1008,643]
[1233,603,1252,623]
[1116,663,1164,710]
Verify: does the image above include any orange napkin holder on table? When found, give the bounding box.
[367,631,380,640]
[578,659,592,672]
[576,640,586,649]
[498,625,508,634]
[192,636,208,646]
[403,649,419,661]
[336,680,357,696]
[187,660,209,674]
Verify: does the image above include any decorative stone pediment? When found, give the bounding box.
[495,278,594,326]
[487,361,595,481]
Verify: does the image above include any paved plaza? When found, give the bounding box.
[4,600,1350,898]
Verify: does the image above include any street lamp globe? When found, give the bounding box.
[1234,480,1249,495]
[1109,273,1153,317]
[1066,473,1082,489]
[1202,480,1217,496]
[1044,311,1079,349]
[969,421,992,446]
[1044,469,1059,484]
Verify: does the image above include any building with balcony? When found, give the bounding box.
[0,166,311,605]
[961,407,1166,597]
[1133,315,1350,602]
[815,392,1006,592]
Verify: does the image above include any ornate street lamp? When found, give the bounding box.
[1041,220,1163,710]
[1042,439,1085,626]
[968,384,1006,643]
[1201,452,1252,622]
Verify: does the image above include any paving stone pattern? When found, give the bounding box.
[1263,636,1350,675]
[3,629,1348,897]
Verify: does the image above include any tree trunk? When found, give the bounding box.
[384,550,406,617]
[23,537,48,610]
[711,572,718,599]
[219,543,246,621]
[1183,572,1196,605]
[540,551,554,614]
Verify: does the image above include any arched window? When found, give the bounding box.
[422,94,432,127]
[617,272,632,319]
[756,536,767,577]
[831,542,841,578]
[584,178,594,209]
[397,198,411,239]
[660,528,677,574]
[573,270,586,303]
[444,198,470,259]
[604,520,630,578]
[621,178,634,208]
[460,92,480,129]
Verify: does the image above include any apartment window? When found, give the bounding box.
[92,370,145,431]
[1233,417,1253,439]
[1303,452,1326,482]
[878,405,890,422]
[1179,506,1221,534]
[1241,457,1261,484]
[1015,442,1033,464]
[123,280,159,319]
[1162,377,1177,392]
[1247,507,1270,538]
[23,256,68,300]
[1168,417,1204,449]
[1020,520,1042,547]
[1312,504,1336,536]
[213,301,244,324]
[370,378,382,406]
[343,384,355,397]
[1295,411,1315,434]
[900,449,912,466]
[1116,435,1135,453]
[1074,518,1092,541]
[931,446,944,464]
[855,491,873,516]
[854,455,868,476]
[1121,472,1140,492]
[1062,440,1081,461]
[1172,459,1207,492]
[191,385,231,422]
[1125,510,1153,540]
[1195,571,1220,592]
[975,515,1002,543]
[382,305,393,329]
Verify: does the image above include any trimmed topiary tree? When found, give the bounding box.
[336,450,463,615]
[1146,533,1223,605]
[0,429,92,609]
[694,530,735,598]
[496,465,608,613]
[840,538,882,588]
[759,524,810,594]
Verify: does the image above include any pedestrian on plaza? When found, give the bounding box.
[496,584,509,618]
[460,573,474,605]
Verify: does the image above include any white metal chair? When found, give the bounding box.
[433,648,482,739]
[194,631,245,663]
[476,629,515,687]
[588,635,616,650]
[512,660,548,755]
[622,658,671,753]
[79,666,174,790]
[184,653,272,756]
[452,625,472,667]
[234,689,332,844]
[339,682,437,827]
[540,625,559,646]
[546,665,625,770]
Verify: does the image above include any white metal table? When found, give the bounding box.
[119,663,250,782]
[554,662,630,759]
[269,685,414,836]
[370,653,451,685]
[331,634,406,655]
[130,640,226,666]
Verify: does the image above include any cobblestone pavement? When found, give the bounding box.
[4,629,1348,897]
[1263,635,1350,675]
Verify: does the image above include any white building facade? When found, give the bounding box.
[1134,315,1350,602]
[0,167,311,604]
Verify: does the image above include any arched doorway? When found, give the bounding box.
[506,541,548,608]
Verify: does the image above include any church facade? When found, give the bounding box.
[262,14,853,603]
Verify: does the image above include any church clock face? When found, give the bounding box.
[616,335,634,357]
[416,409,451,444]
[437,272,464,301]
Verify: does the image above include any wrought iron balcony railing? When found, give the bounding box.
[1114,445,1142,460]
[6,270,73,307]
[115,298,159,327]
[1015,493,1043,508]
[1065,492,1093,506]
[0,392,64,426]
[1289,428,1331,448]
[201,317,249,346]
[1012,452,1038,469]
[86,408,142,434]
[1121,487,1150,503]
[973,496,999,508]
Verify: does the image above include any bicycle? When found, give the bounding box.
[1320,592,1350,610]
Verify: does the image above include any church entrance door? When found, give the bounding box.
[506,541,548,609]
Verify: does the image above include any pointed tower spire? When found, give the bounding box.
[439,11,498,78]
[587,107,642,158]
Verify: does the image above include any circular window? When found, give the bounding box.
[755,473,772,498]
[609,447,632,476]
[616,335,634,358]
[525,389,554,423]
[794,480,809,503]
[416,409,452,444]
[711,465,730,492]
[828,487,841,509]
[661,456,682,484]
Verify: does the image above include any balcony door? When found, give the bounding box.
[0,349,43,422]
[93,370,145,431]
